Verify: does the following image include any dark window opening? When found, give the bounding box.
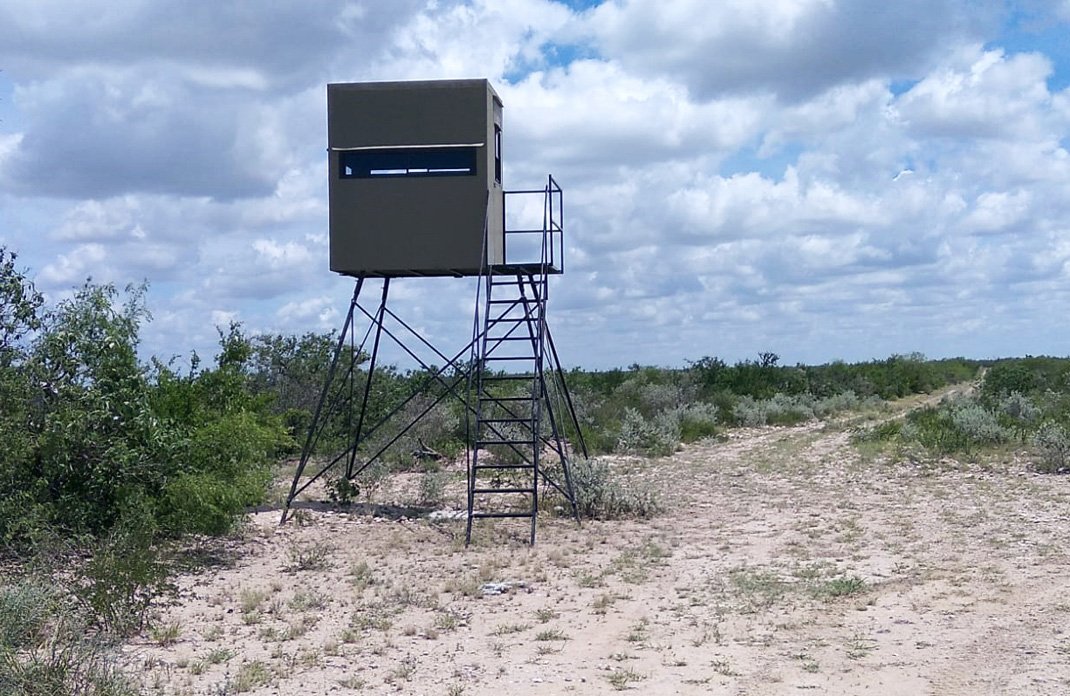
[340,147,478,178]
[494,126,502,184]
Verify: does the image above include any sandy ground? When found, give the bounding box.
[126,400,1070,695]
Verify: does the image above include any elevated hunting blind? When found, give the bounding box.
[286,78,581,545]
[328,79,504,277]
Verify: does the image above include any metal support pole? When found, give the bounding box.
[346,278,390,479]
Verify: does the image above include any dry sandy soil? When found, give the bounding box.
[127,395,1070,695]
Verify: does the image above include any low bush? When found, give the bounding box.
[672,402,721,442]
[998,391,1040,423]
[616,408,679,456]
[1032,421,1070,473]
[0,580,138,696]
[948,400,1009,446]
[732,393,814,427]
[566,458,660,520]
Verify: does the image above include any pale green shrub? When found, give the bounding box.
[616,408,678,456]
[0,581,138,695]
[999,391,1039,423]
[949,401,1008,445]
[669,402,720,442]
[733,396,767,427]
[1032,422,1070,473]
[567,458,660,519]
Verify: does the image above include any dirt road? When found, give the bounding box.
[130,406,1070,695]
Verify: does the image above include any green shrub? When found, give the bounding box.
[732,393,814,427]
[0,580,138,696]
[813,390,865,417]
[616,408,678,456]
[998,391,1039,423]
[901,406,968,454]
[1032,422,1070,473]
[72,501,172,636]
[981,362,1038,402]
[764,393,815,425]
[732,396,767,427]
[948,401,1008,446]
[566,458,660,520]
[672,402,721,442]
[898,399,1009,456]
[161,468,268,536]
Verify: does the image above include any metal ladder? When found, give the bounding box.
[466,272,548,544]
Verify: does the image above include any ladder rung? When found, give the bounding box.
[474,463,535,470]
[472,487,534,495]
[487,317,531,326]
[470,512,535,519]
[475,439,535,447]
[483,356,533,361]
[480,395,533,402]
[481,417,534,424]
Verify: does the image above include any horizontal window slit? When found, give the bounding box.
[341,146,478,179]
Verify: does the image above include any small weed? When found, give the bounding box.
[730,567,787,612]
[231,661,273,692]
[710,658,739,676]
[794,653,820,673]
[443,574,481,597]
[592,592,617,614]
[845,634,877,660]
[205,648,234,664]
[289,589,329,612]
[574,570,604,588]
[606,667,645,690]
[434,612,461,632]
[494,622,531,636]
[387,658,416,683]
[282,615,319,641]
[691,623,721,647]
[149,620,182,646]
[239,588,267,614]
[625,619,649,643]
[284,542,333,572]
[813,575,867,599]
[534,628,568,641]
[534,608,558,623]
[350,560,375,590]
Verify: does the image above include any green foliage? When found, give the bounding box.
[851,359,1070,469]
[673,402,721,442]
[72,500,172,636]
[1031,422,1070,473]
[566,458,661,520]
[616,408,679,456]
[980,362,1039,403]
[0,256,289,554]
[0,579,138,696]
[0,247,43,360]
[691,352,978,402]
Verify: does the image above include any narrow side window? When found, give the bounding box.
[494,126,502,184]
[340,147,478,178]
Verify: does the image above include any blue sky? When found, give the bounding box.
[2,0,1070,369]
